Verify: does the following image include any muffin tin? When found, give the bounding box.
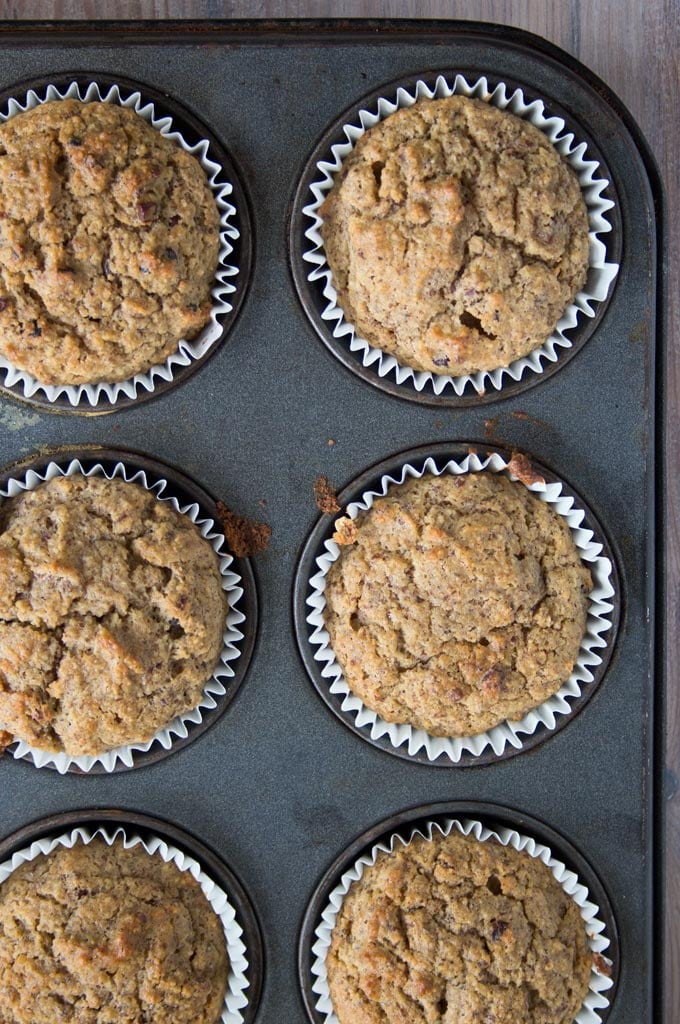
[0,19,665,1024]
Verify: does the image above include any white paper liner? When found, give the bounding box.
[0,458,246,773]
[306,452,615,763]
[0,80,240,408]
[311,816,615,1023]
[0,824,250,1023]
[302,73,620,397]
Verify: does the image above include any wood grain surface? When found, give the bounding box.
[0,0,676,1018]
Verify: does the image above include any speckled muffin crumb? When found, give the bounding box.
[0,839,229,1024]
[0,99,220,386]
[0,474,227,756]
[327,829,593,1024]
[324,471,591,737]
[320,95,589,376]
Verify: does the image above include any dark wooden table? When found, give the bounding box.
[0,0,676,1018]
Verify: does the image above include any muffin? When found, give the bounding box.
[324,471,592,737]
[327,828,593,1024]
[320,95,590,376]
[0,838,229,1024]
[0,474,227,756]
[0,98,220,385]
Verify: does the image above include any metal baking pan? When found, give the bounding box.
[0,20,665,1024]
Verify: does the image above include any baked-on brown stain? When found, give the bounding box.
[593,951,613,978]
[327,830,593,1024]
[511,410,554,431]
[216,500,271,558]
[314,475,341,514]
[507,451,546,487]
[484,415,498,439]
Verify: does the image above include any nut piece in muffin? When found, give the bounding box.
[324,471,591,737]
[327,829,593,1024]
[320,95,590,376]
[0,98,220,385]
[0,474,227,756]
[0,839,229,1024]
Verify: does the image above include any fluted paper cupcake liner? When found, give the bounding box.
[310,816,614,1024]
[0,80,240,409]
[0,458,245,773]
[302,73,619,398]
[306,451,615,763]
[0,824,250,1023]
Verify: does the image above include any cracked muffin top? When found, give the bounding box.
[0,99,220,386]
[327,829,593,1024]
[0,839,229,1024]
[324,471,591,737]
[320,95,589,376]
[0,474,227,757]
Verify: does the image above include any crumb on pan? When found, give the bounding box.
[314,476,341,514]
[508,451,546,487]
[216,500,271,558]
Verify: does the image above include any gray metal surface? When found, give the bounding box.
[0,27,659,1024]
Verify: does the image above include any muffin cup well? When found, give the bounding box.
[0,75,252,414]
[294,72,620,405]
[0,814,257,1024]
[0,447,257,773]
[302,806,616,1024]
[295,443,618,766]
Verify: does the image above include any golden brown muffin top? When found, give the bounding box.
[0,839,229,1024]
[325,472,591,737]
[320,96,589,376]
[0,99,220,386]
[327,829,593,1024]
[0,474,227,756]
